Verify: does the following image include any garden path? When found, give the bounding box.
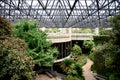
[82,57,96,80]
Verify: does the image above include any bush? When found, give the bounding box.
[109,74,120,80]
[93,35,110,46]
[0,38,34,80]
[13,20,58,67]
[94,43,120,77]
[60,59,75,73]
[83,40,94,50]
[99,28,112,35]
[83,40,94,54]
[72,44,82,56]
[0,17,34,80]
[93,44,108,75]
[75,64,83,76]
[60,58,83,78]
[75,55,87,66]
[88,53,94,61]
[63,75,84,80]
[93,15,120,79]
[0,16,13,39]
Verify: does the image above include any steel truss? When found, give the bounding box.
[0,0,120,28]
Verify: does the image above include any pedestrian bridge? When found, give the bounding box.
[47,33,93,43]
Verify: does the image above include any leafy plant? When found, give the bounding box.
[60,58,83,78]
[0,16,13,39]
[93,15,120,79]
[83,40,94,50]
[63,75,84,80]
[88,53,94,61]
[0,17,34,80]
[93,35,110,46]
[13,20,58,67]
[72,44,82,56]
[60,59,75,73]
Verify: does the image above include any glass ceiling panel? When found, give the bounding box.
[0,0,119,28]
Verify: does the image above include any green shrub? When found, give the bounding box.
[83,40,94,54]
[60,59,75,73]
[76,56,87,66]
[93,44,107,75]
[88,53,94,61]
[94,43,120,76]
[72,44,82,56]
[93,35,110,45]
[73,28,92,33]
[93,15,120,79]
[63,75,84,80]
[60,59,83,78]
[83,40,94,50]
[0,16,13,39]
[109,74,120,80]
[0,17,34,80]
[75,64,83,76]
[99,28,112,35]
[13,20,58,67]
[0,38,34,80]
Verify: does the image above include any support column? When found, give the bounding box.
[60,28,66,33]
[42,27,46,31]
[94,27,99,35]
[69,27,72,34]
[69,27,72,40]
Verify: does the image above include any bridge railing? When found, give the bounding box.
[47,33,93,43]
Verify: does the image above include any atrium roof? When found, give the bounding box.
[0,0,120,28]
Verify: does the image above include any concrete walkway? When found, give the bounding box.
[82,58,96,80]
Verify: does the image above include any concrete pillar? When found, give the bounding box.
[60,28,66,33]
[94,27,99,35]
[69,27,72,33]
[69,27,72,40]
[42,27,46,31]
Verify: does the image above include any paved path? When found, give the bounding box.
[82,58,96,80]
[35,74,56,80]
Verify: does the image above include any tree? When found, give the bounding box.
[93,15,120,79]
[13,20,58,67]
[0,16,34,80]
[72,44,82,56]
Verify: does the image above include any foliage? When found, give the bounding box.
[94,44,113,75]
[63,75,84,80]
[83,40,94,50]
[45,28,60,33]
[60,59,75,73]
[73,28,92,33]
[60,58,83,78]
[110,15,120,46]
[88,53,94,61]
[13,20,58,67]
[0,38,34,80]
[72,44,82,56]
[93,35,110,45]
[93,15,120,79]
[109,74,120,80]
[0,17,34,80]
[75,55,87,66]
[99,28,112,35]
[0,16,13,39]
[82,40,94,54]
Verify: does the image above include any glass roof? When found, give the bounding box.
[0,0,120,28]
